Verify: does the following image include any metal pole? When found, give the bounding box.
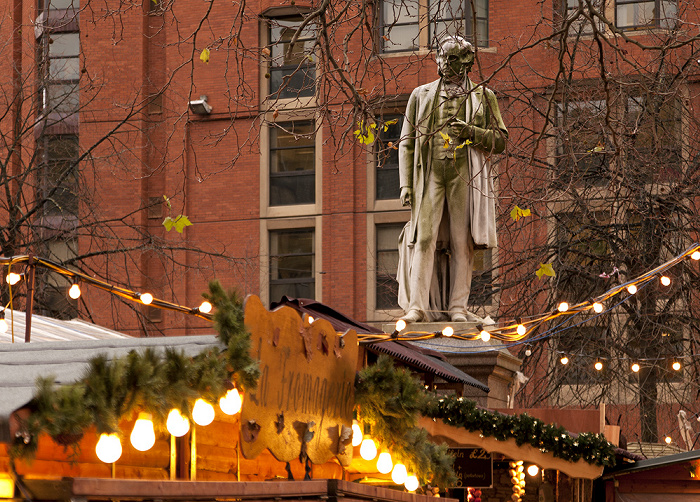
[24,255,35,343]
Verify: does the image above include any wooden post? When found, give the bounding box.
[24,255,35,343]
[169,435,176,480]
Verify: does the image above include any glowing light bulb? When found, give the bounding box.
[480,329,491,342]
[527,464,539,476]
[560,356,569,365]
[351,421,363,447]
[377,451,393,474]
[166,409,190,437]
[307,316,315,324]
[594,361,603,371]
[5,273,20,285]
[672,361,682,371]
[631,363,640,373]
[665,436,672,444]
[692,251,700,261]
[68,283,81,299]
[219,388,243,415]
[140,292,154,305]
[524,348,532,357]
[360,437,377,460]
[660,276,671,287]
[404,474,419,492]
[391,463,407,484]
[627,284,637,295]
[593,302,603,313]
[199,301,212,313]
[442,326,454,337]
[558,302,569,312]
[395,319,406,332]
[0,319,7,334]
[95,433,122,463]
[516,324,526,336]
[192,398,215,426]
[130,412,156,452]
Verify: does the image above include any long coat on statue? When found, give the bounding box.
[396,78,508,320]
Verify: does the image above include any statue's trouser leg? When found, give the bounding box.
[444,159,474,315]
[407,163,446,318]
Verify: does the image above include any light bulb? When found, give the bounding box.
[524,348,532,357]
[672,361,681,371]
[192,398,215,426]
[593,302,603,313]
[95,433,122,463]
[6,273,20,285]
[480,329,491,342]
[166,409,190,437]
[404,474,419,492]
[442,326,454,337]
[0,319,7,334]
[692,251,700,261]
[352,421,363,447]
[665,436,672,444]
[219,388,243,415]
[558,302,569,312]
[594,361,603,371]
[527,464,539,476]
[68,283,81,299]
[130,412,156,451]
[560,356,569,365]
[360,437,377,460]
[660,276,671,287]
[140,292,154,305]
[627,284,637,295]
[631,363,640,373]
[307,316,315,324]
[199,301,212,313]
[377,451,393,474]
[395,319,406,332]
[516,324,526,336]
[391,463,407,484]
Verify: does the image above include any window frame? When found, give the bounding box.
[260,217,322,307]
[614,0,677,30]
[378,0,489,54]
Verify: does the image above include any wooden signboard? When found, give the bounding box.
[240,295,358,466]
[450,448,493,488]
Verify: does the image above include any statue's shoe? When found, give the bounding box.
[401,309,424,323]
[450,312,468,322]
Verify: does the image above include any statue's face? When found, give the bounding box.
[440,43,474,81]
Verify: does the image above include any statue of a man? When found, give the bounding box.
[397,36,507,323]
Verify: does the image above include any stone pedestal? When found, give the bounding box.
[382,321,522,408]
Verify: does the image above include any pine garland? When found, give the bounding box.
[10,280,258,460]
[423,395,617,467]
[355,355,458,487]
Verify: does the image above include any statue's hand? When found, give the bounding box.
[400,187,413,207]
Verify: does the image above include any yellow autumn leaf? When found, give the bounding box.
[536,263,556,279]
[353,121,376,145]
[510,205,532,221]
[454,139,473,150]
[200,48,210,64]
[439,131,451,149]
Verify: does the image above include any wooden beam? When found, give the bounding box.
[419,417,603,480]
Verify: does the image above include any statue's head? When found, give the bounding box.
[436,36,475,81]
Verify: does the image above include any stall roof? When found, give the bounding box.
[601,449,700,479]
[0,334,221,443]
[0,309,132,343]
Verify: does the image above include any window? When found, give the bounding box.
[558,0,605,35]
[376,224,403,310]
[624,95,681,182]
[615,0,677,29]
[269,121,315,206]
[429,0,488,48]
[376,115,402,200]
[41,135,79,217]
[38,32,79,114]
[379,0,488,53]
[555,99,609,187]
[38,0,78,9]
[268,17,316,100]
[269,229,315,302]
